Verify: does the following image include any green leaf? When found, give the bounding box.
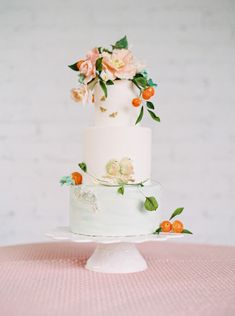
[60,176,73,186]
[78,74,85,84]
[112,35,128,49]
[148,78,157,87]
[106,80,114,85]
[146,101,154,110]
[169,207,184,220]
[117,186,125,195]
[78,162,87,173]
[147,110,160,122]
[99,80,107,98]
[134,73,144,78]
[132,79,141,90]
[68,62,79,71]
[139,183,144,187]
[98,47,102,54]
[96,57,103,72]
[141,70,148,78]
[60,177,67,185]
[182,229,193,234]
[134,76,148,89]
[154,227,162,234]
[102,48,112,54]
[144,196,158,211]
[135,106,144,125]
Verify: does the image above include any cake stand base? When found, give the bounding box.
[86,242,147,273]
[46,227,184,274]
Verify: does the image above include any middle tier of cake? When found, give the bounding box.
[83,126,151,184]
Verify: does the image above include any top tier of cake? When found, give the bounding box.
[93,80,139,127]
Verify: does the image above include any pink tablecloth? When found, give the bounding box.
[0,242,234,316]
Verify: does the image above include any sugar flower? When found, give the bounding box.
[106,159,121,177]
[86,47,99,65]
[71,85,92,105]
[104,157,135,184]
[79,48,100,83]
[119,157,134,176]
[102,49,137,79]
[100,69,116,82]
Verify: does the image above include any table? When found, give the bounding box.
[0,242,234,316]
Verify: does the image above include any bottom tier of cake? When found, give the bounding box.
[69,182,161,236]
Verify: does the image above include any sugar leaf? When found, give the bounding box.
[112,35,128,49]
[96,57,103,72]
[147,110,160,122]
[68,62,79,71]
[106,80,114,85]
[146,101,154,110]
[144,196,158,211]
[135,106,144,125]
[169,207,184,220]
[134,76,148,89]
[182,229,193,234]
[78,162,87,173]
[99,80,107,98]
[154,227,162,234]
[148,78,157,87]
[117,186,125,195]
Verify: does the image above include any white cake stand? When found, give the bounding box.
[46,227,183,274]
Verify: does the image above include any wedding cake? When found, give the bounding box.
[61,36,162,236]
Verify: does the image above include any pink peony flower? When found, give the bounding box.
[79,48,100,83]
[71,85,92,105]
[102,49,137,79]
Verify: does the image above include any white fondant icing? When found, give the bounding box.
[83,126,151,184]
[69,183,161,236]
[93,80,139,127]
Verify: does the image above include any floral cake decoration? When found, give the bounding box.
[69,36,160,125]
[104,157,135,185]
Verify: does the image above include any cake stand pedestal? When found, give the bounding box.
[46,227,183,274]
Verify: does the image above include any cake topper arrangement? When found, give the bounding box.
[69,35,160,124]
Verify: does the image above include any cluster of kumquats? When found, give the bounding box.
[132,87,155,107]
[155,207,193,235]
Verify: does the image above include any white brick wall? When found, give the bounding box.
[0,0,234,245]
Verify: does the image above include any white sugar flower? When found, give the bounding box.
[120,157,134,176]
[106,159,121,177]
[100,69,116,82]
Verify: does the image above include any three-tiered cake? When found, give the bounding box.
[61,36,161,236]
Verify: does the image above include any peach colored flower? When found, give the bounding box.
[79,60,96,83]
[102,49,137,79]
[71,85,92,105]
[86,47,99,64]
[79,48,100,83]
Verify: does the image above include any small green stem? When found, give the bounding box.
[137,185,147,198]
